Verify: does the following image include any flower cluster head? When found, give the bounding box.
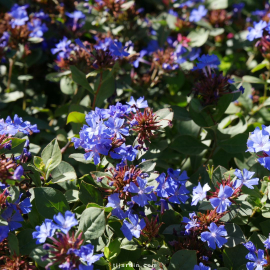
[191,54,242,106]
[9,4,29,28]
[0,114,40,136]
[72,96,164,165]
[244,241,267,270]
[32,210,103,269]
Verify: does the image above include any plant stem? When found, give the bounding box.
[92,71,103,110]
[7,58,14,90]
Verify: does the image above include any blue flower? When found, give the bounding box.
[145,40,160,54]
[105,117,129,138]
[209,185,233,213]
[121,213,146,240]
[232,3,245,13]
[10,193,32,214]
[234,169,259,189]
[182,212,199,233]
[167,168,189,185]
[127,96,148,111]
[179,0,205,8]
[246,250,267,270]
[28,19,48,38]
[247,126,270,153]
[13,165,24,180]
[32,219,56,244]
[0,32,10,48]
[168,185,190,204]
[1,208,24,231]
[189,5,207,22]
[66,10,85,30]
[187,47,201,61]
[191,182,211,206]
[201,223,227,249]
[53,211,78,234]
[247,21,267,42]
[106,193,126,219]
[244,241,257,252]
[155,173,177,198]
[194,263,211,270]
[9,4,29,28]
[78,244,104,266]
[264,236,270,249]
[132,50,149,68]
[258,156,270,170]
[192,54,220,71]
[109,40,130,58]
[128,177,155,207]
[0,226,9,242]
[94,37,113,51]
[51,37,72,59]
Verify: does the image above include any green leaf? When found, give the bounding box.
[223,245,248,269]
[60,76,77,95]
[207,0,228,9]
[0,138,26,155]
[251,61,268,73]
[51,161,77,183]
[95,70,116,107]
[155,108,174,129]
[171,106,191,121]
[41,139,62,179]
[34,187,69,219]
[78,207,106,240]
[106,238,121,259]
[30,246,51,267]
[65,189,79,203]
[188,29,209,47]
[120,238,139,250]
[79,181,103,205]
[212,166,228,187]
[66,112,86,125]
[17,229,37,255]
[137,160,156,172]
[225,223,245,247]
[70,65,94,94]
[8,233,20,256]
[218,133,249,154]
[33,156,46,176]
[242,75,265,84]
[69,153,92,164]
[168,250,197,270]
[170,135,208,155]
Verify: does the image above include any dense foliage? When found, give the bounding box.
[2,0,270,269]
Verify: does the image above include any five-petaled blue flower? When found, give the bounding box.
[193,263,211,270]
[32,219,56,244]
[182,212,199,233]
[192,54,220,71]
[201,222,228,249]
[209,185,234,213]
[189,5,207,22]
[246,249,267,270]
[234,169,259,189]
[1,207,24,231]
[53,210,78,234]
[191,182,211,206]
[247,20,267,42]
[106,193,126,219]
[121,213,146,240]
[247,126,270,153]
[77,244,104,267]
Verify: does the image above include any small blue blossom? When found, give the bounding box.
[32,219,56,244]
[247,21,267,42]
[9,4,29,28]
[0,32,10,48]
[106,193,126,219]
[132,50,149,68]
[145,40,160,54]
[192,54,220,71]
[167,168,189,185]
[182,212,199,233]
[201,222,228,249]
[233,3,245,14]
[121,213,146,240]
[13,165,24,180]
[246,250,267,270]
[247,126,270,153]
[10,193,32,214]
[127,96,148,111]
[1,208,24,231]
[53,211,78,234]
[66,10,85,30]
[105,117,129,138]
[264,235,270,249]
[109,40,130,58]
[28,19,48,38]
[210,185,234,213]
[128,177,155,207]
[168,185,190,204]
[244,241,257,252]
[191,182,211,206]
[189,5,207,23]
[179,0,205,8]
[78,244,104,267]
[234,169,259,189]
[155,173,177,198]
[51,37,72,59]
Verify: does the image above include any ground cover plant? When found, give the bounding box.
[3,0,270,269]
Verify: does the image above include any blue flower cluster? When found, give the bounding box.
[0,114,40,136]
[72,97,148,165]
[106,168,189,241]
[32,211,103,269]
